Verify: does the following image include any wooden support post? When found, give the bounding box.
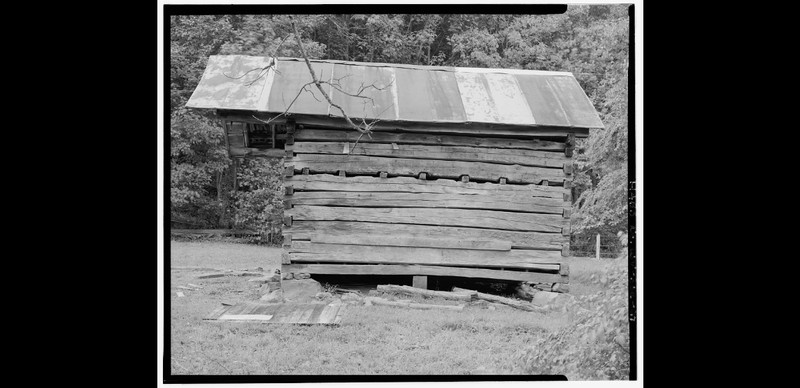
[564,163,573,175]
[379,171,388,179]
[302,167,310,175]
[565,133,575,157]
[563,191,572,202]
[563,209,571,219]
[596,234,601,260]
[285,186,294,195]
[559,263,570,276]
[418,172,427,180]
[412,276,428,289]
[499,177,507,184]
[282,233,292,249]
[461,175,469,183]
[284,199,292,209]
[561,243,570,257]
[284,165,294,177]
[285,133,295,145]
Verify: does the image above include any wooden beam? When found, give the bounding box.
[287,174,567,198]
[285,165,294,177]
[282,263,566,283]
[290,191,568,214]
[289,154,565,184]
[412,276,428,289]
[377,284,472,301]
[288,242,562,270]
[559,263,570,276]
[288,221,567,250]
[452,287,547,312]
[287,205,568,233]
[311,234,512,251]
[293,128,567,151]
[418,172,427,180]
[461,175,469,183]
[379,171,388,178]
[499,177,507,184]
[292,142,568,168]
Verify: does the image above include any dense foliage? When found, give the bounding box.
[513,240,630,379]
[232,158,285,244]
[169,7,630,243]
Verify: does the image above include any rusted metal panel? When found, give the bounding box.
[428,70,467,122]
[186,55,274,110]
[482,73,536,125]
[265,59,333,116]
[187,55,604,130]
[546,75,605,129]
[454,71,500,123]
[515,74,572,127]
[394,67,438,122]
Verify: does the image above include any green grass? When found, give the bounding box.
[168,239,615,375]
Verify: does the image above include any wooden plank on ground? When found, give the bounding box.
[291,191,567,214]
[203,302,344,325]
[282,263,566,283]
[288,154,565,184]
[288,221,567,250]
[288,242,562,269]
[295,129,565,152]
[293,142,567,168]
[310,234,512,251]
[287,174,567,199]
[287,206,567,233]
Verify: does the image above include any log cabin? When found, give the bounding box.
[185,55,604,293]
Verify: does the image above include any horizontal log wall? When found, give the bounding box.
[279,124,573,287]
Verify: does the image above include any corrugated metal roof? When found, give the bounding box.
[186,55,604,129]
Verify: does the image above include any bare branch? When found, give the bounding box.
[290,17,371,134]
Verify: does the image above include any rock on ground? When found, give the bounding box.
[281,279,323,303]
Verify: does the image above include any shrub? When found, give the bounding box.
[513,251,630,379]
[232,158,285,245]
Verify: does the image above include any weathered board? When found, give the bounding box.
[310,234,512,251]
[290,191,567,214]
[293,142,567,168]
[287,221,566,250]
[288,242,562,269]
[288,154,565,184]
[292,128,566,151]
[288,206,567,233]
[204,301,345,325]
[287,174,567,198]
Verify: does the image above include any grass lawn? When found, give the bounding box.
[168,239,612,375]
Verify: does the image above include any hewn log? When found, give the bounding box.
[288,221,567,250]
[377,284,474,301]
[293,128,567,151]
[287,174,568,199]
[287,242,562,270]
[292,142,568,168]
[288,206,567,233]
[289,154,565,184]
[290,191,567,214]
[310,234,512,251]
